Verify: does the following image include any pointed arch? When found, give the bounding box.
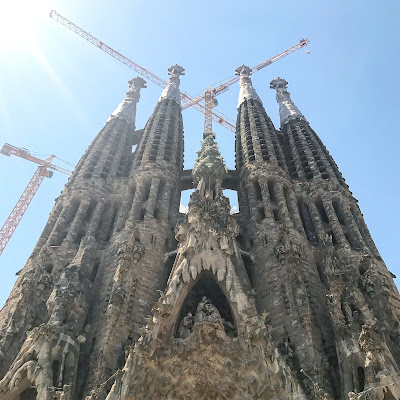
[174,272,237,338]
[160,270,242,341]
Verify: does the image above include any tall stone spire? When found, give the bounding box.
[105,135,306,400]
[158,64,185,105]
[234,64,287,171]
[81,65,186,395]
[270,77,307,127]
[133,64,185,171]
[236,65,262,109]
[108,77,147,125]
[1,59,400,400]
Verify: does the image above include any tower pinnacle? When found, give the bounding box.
[270,77,307,127]
[158,64,185,105]
[108,76,147,124]
[235,65,262,109]
[192,135,227,199]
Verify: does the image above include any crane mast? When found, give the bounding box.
[185,39,310,136]
[0,144,72,256]
[49,10,309,135]
[49,10,236,132]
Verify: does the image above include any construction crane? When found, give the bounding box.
[49,10,236,132]
[182,39,310,136]
[49,10,309,135]
[0,143,72,256]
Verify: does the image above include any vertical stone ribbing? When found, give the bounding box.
[269,76,400,399]
[1,63,400,400]
[80,65,185,396]
[0,77,146,392]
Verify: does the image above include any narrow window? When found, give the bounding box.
[267,180,277,203]
[105,204,119,241]
[315,198,329,224]
[344,231,357,249]
[315,261,328,287]
[242,254,255,288]
[142,181,151,202]
[258,205,265,220]
[253,180,263,202]
[273,208,281,222]
[297,198,318,243]
[90,261,100,283]
[357,367,365,392]
[156,180,166,203]
[52,360,61,387]
[283,185,296,225]
[332,199,346,225]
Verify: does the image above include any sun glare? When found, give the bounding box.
[0,0,53,50]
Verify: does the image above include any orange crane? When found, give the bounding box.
[0,143,72,256]
[49,10,309,135]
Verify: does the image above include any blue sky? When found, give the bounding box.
[0,1,399,307]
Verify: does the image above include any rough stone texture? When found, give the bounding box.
[0,67,399,400]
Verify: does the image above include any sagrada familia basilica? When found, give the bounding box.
[0,63,399,399]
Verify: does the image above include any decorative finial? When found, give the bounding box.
[167,64,185,78]
[270,77,307,127]
[192,135,227,198]
[235,64,262,109]
[158,64,185,105]
[235,65,252,78]
[128,76,147,93]
[269,77,288,93]
[107,76,147,124]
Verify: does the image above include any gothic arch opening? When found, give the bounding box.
[175,272,237,338]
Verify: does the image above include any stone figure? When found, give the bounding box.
[132,241,145,264]
[46,265,88,332]
[177,313,194,339]
[342,300,354,324]
[194,297,221,324]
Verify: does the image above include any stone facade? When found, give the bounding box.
[0,65,399,400]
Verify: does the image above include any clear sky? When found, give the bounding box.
[0,0,399,307]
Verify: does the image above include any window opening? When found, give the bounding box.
[242,254,255,288]
[267,180,277,203]
[315,198,330,224]
[223,189,239,214]
[357,367,365,392]
[253,180,263,202]
[179,189,194,214]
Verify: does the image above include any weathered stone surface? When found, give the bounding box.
[0,69,399,400]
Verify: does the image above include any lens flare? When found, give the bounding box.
[0,0,53,50]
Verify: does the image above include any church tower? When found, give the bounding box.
[0,64,399,400]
